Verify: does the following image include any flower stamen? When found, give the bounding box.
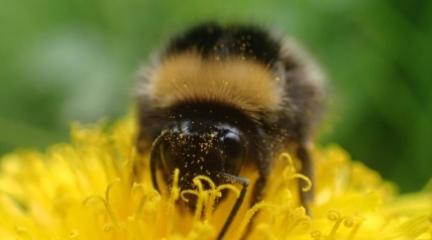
[280,153,313,192]
[234,201,273,239]
[327,210,343,238]
[131,183,159,218]
[104,179,121,226]
[347,216,364,240]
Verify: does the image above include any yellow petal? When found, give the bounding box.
[0,116,430,240]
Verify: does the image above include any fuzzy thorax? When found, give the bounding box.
[146,53,281,116]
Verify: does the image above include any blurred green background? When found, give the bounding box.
[0,0,431,192]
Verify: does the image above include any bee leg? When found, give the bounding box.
[217,173,250,240]
[297,144,314,215]
[251,175,267,203]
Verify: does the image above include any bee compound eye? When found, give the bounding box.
[220,131,245,172]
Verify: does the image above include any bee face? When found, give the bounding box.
[151,118,246,190]
[135,22,325,239]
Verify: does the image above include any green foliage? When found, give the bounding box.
[0,0,431,192]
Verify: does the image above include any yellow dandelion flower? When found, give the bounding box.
[0,116,431,240]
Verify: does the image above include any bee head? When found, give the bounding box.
[150,119,247,192]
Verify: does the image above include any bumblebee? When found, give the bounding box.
[135,22,325,239]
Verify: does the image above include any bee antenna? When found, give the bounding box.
[216,172,250,240]
[150,132,170,192]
